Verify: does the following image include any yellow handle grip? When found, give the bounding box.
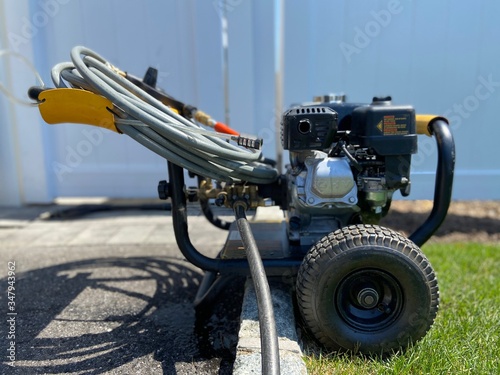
[416,115,449,136]
[38,88,119,133]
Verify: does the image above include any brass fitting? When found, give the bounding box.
[197,178,264,209]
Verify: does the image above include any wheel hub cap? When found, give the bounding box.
[336,269,403,331]
[357,287,379,309]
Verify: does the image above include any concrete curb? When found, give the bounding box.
[233,280,308,374]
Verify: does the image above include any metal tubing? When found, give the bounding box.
[167,161,302,274]
[168,161,223,272]
[409,120,455,247]
[235,204,280,375]
[199,197,231,230]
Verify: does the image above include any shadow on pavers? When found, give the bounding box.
[0,257,243,375]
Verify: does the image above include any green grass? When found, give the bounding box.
[304,243,500,375]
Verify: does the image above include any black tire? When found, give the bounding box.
[296,224,439,355]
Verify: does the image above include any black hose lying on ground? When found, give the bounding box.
[234,203,280,375]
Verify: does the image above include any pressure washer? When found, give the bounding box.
[29,46,455,374]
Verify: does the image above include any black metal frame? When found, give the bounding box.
[167,161,303,276]
[409,119,455,247]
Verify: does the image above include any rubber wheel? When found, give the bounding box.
[296,224,439,355]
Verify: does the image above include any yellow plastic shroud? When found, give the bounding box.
[38,88,119,133]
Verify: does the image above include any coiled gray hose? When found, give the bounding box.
[51,46,279,184]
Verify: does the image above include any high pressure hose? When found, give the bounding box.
[234,203,280,375]
[49,46,278,185]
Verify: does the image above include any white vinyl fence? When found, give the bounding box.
[1,0,499,205]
